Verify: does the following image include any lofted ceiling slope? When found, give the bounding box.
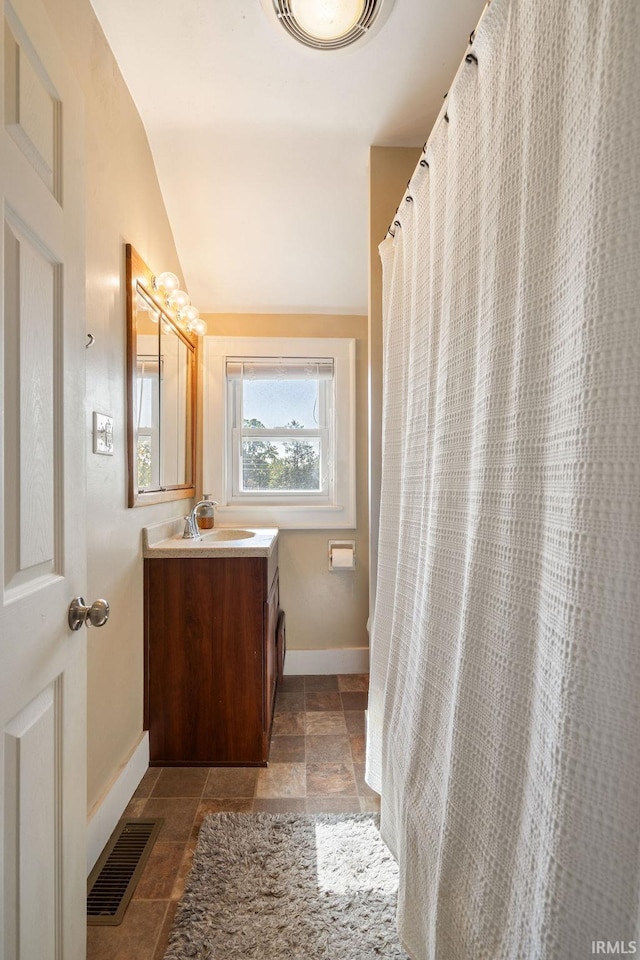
[89,0,486,314]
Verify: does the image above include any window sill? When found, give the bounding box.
[214,502,355,530]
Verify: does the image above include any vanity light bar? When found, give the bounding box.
[152,272,207,337]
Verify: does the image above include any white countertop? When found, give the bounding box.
[143,518,279,559]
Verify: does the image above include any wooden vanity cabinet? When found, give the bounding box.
[144,544,280,765]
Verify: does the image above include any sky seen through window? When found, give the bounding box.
[243,379,318,429]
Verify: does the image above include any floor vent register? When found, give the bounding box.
[87,818,163,925]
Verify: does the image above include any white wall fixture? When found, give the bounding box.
[328,540,356,570]
[93,412,114,455]
[262,0,396,51]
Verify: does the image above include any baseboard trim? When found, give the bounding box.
[284,647,369,675]
[86,732,149,875]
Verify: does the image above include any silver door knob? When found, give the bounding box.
[68,597,110,631]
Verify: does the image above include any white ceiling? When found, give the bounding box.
[90,0,486,314]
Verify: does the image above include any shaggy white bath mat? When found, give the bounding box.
[164,812,408,959]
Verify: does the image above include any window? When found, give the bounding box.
[228,358,333,500]
[204,338,356,529]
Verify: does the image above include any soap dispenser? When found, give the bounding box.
[195,495,217,530]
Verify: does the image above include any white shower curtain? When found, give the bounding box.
[367,1,640,958]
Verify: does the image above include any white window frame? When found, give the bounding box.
[204,337,356,529]
[228,357,333,503]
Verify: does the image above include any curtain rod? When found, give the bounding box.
[384,1,491,241]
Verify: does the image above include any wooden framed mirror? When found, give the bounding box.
[126,244,197,507]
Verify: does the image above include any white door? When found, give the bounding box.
[0,0,89,958]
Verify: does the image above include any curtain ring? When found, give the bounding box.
[469,28,475,44]
[444,112,450,124]
[465,52,478,65]
[86,333,96,348]
[405,195,413,203]
[419,159,429,168]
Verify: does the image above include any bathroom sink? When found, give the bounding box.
[143,522,278,558]
[202,528,256,541]
[171,528,256,543]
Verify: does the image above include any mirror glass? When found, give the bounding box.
[126,245,196,507]
[159,318,191,487]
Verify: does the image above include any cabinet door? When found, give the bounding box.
[146,557,265,764]
[264,570,279,733]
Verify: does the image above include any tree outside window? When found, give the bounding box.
[242,418,320,491]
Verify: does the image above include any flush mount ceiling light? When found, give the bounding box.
[264,0,395,51]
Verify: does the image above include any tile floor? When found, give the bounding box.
[87,674,377,960]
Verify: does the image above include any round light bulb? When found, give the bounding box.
[290,0,365,40]
[168,289,190,311]
[154,271,179,294]
[181,304,200,324]
[191,318,207,337]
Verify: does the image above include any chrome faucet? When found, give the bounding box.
[182,513,200,539]
[182,499,218,539]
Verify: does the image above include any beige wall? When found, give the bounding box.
[45,0,190,814]
[368,147,421,614]
[39,0,386,819]
[202,314,369,652]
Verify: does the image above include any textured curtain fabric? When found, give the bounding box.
[366,1,640,958]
